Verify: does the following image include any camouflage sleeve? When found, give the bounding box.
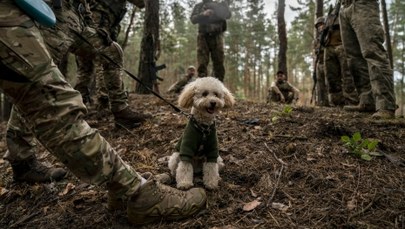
[270,82,282,95]
[168,78,187,94]
[190,3,207,24]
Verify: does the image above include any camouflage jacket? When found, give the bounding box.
[190,0,231,34]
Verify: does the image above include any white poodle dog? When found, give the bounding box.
[168,76,235,190]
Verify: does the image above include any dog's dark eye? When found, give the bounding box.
[202,91,208,97]
[214,92,219,97]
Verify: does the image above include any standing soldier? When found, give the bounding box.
[74,0,146,116]
[313,16,329,106]
[340,0,396,118]
[190,0,231,82]
[0,0,206,224]
[323,4,358,106]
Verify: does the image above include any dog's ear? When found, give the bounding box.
[178,81,196,108]
[223,86,235,108]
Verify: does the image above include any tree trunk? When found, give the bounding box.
[121,6,137,51]
[135,0,160,94]
[277,0,288,79]
[380,0,393,68]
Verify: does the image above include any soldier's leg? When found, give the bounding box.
[351,1,396,114]
[75,54,96,106]
[210,34,225,82]
[337,45,359,105]
[4,106,66,182]
[340,4,375,111]
[270,90,281,103]
[316,62,329,106]
[197,34,210,78]
[324,46,344,106]
[94,57,110,112]
[0,15,142,197]
[76,28,150,128]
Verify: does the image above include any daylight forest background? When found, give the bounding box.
[1,0,405,120]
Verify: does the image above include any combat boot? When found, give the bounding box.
[113,107,152,129]
[371,110,395,119]
[10,155,66,183]
[107,172,172,211]
[127,178,206,225]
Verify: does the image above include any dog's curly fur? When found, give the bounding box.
[168,77,235,190]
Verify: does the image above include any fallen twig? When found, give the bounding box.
[264,143,287,207]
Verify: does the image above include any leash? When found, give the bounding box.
[68,27,190,118]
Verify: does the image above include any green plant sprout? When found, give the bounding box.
[282,105,293,115]
[341,132,382,161]
[271,105,293,123]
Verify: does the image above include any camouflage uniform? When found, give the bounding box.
[268,80,300,104]
[314,17,329,106]
[323,16,358,106]
[340,0,396,116]
[0,0,142,197]
[5,0,149,176]
[74,0,144,111]
[190,0,231,82]
[167,75,195,94]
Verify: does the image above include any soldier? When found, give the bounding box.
[313,16,330,106]
[167,66,196,94]
[340,0,396,118]
[323,5,358,107]
[4,0,150,185]
[190,0,231,82]
[0,0,206,225]
[267,71,300,104]
[73,0,147,118]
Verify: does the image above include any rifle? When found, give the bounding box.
[320,0,341,47]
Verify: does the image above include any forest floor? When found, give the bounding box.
[0,93,404,229]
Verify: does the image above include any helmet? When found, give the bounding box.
[315,17,325,28]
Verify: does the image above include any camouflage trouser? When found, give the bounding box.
[75,55,111,110]
[6,2,130,162]
[41,2,128,113]
[197,33,225,82]
[340,0,396,110]
[0,1,141,198]
[324,44,359,106]
[268,90,294,104]
[316,61,329,106]
[75,51,123,112]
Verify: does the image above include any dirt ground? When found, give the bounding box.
[0,93,404,229]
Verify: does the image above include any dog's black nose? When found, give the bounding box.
[210,101,216,107]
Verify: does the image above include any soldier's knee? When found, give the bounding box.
[103,42,124,65]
